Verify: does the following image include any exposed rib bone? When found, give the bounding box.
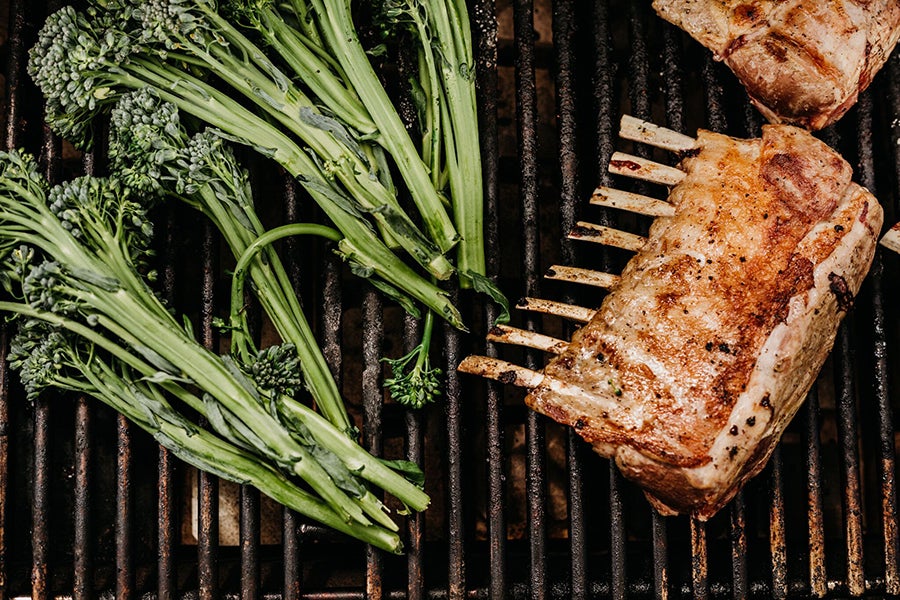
[619,114,697,152]
[591,186,676,217]
[880,223,900,254]
[545,265,621,288]
[569,221,647,251]
[456,355,544,388]
[486,324,570,355]
[609,152,686,186]
[516,297,596,323]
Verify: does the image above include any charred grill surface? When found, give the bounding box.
[0,1,898,598]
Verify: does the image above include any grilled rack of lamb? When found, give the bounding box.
[652,0,900,131]
[459,116,883,520]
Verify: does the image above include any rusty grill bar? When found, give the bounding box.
[1,0,899,598]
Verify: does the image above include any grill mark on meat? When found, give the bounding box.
[733,3,762,25]
[761,152,840,222]
[762,37,789,63]
[725,34,751,57]
[828,272,854,312]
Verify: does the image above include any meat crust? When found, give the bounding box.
[525,125,882,519]
[652,0,900,130]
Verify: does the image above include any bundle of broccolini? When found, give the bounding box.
[18,0,500,547]
[0,151,428,552]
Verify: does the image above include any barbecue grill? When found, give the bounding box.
[1,0,898,597]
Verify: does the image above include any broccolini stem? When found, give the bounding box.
[227,224,341,385]
[304,0,461,254]
[147,3,455,274]
[253,6,375,135]
[425,0,485,284]
[60,289,374,527]
[102,59,462,321]
[278,395,431,511]
[21,329,404,552]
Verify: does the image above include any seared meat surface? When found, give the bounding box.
[526,125,882,518]
[652,0,900,130]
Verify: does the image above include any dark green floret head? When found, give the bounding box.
[249,343,304,398]
[178,130,243,196]
[48,177,156,268]
[22,260,78,316]
[133,0,224,49]
[109,88,183,195]
[27,6,136,147]
[8,321,70,400]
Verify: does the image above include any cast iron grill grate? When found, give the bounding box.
[0,0,898,598]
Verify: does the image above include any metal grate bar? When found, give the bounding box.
[592,5,625,599]
[116,414,133,599]
[198,221,220,600]
[363,289,384,600]
[281,173,304,600]
[241,485,260,599]
[157,209,180,600]
[157,445,176,600]
[31,391,49,600]
[592,1,615,194]
[729,493,748,599]
[768,446,787,598]
[512,0,547,598]
[651,513,668,599]
[403,316,424,600]
[662,25,685,133]
[473,0,506,596]
[884,51,900,598]
[857,88,900,595]
[690,517,708,599]
[73,152,100,600]
[835,323,865,595]
[701,54,726,133]
[441,295,466,600]
[30,114,63,600]
[550,2,586,598]
[805,388,827,597]
[73,397,91,600]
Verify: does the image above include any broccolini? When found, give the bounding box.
[0,151,429,549]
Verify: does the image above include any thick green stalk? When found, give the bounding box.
[425,0,485,283]
[65,286,371,526]
[167,5,454,276]
[191,185,353,433]
[255,7,375,135]
[105,61,463,326]
[301,0,460,254]
[279,395,430,511]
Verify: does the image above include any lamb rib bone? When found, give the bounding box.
[881,223,900,254]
